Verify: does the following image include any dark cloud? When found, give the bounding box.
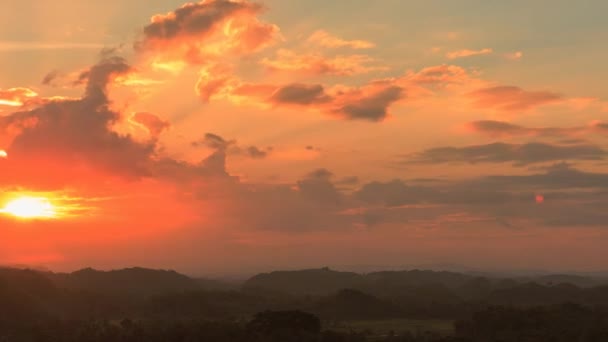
[349,163,608,228]
[245,146,268,159]
[297,168,342,205]
[467,120,593,138]
[135,0,278,62]
[356,180,432,206]
[192,133,234,149]
[336,176,359,186]
[406,142,607,166]
[1,55,155,179]
[41,70,60,86]
[141,0,260,41]
[270,84,331,105]
[335,86,403,121]
[192,132,269,160]
[476,162,608,190]
[306,168,333,180]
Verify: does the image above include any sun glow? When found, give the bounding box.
[0,196,57,219]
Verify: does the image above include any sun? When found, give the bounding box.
[0,196,57,219]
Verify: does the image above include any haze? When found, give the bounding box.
[1,0,608,276]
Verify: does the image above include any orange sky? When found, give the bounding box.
[1,0,608,275]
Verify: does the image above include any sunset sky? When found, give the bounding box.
[2,0,608,275]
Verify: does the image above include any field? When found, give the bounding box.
[328,319,454,337]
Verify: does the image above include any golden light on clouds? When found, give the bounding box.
[0,150,7,158]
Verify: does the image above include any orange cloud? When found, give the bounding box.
[504,51,523,60]
[195,64,483,121]
[469,86,563,111]
[307,30,375,49]
[135,0,280,64]
[0,88,38,107]
[261,49,384,76]
[465,120,593,138]
[446,48,493,59]
[402,64,473,87]
[226,80,404,121]
[195,62,235,102]
[131,112,170,138]
[1,56,156,180]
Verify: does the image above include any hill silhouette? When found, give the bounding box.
[46,267,226,295]
[244,267,364,295]
[314,289,403,320]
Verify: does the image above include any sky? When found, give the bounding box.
[1,0,608,275]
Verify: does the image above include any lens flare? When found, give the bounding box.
[0,196,57,219]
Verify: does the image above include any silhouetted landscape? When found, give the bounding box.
[3,0,608,340]
[2,266,608,341]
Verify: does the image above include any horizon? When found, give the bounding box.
[2,0,608,275]
[4,262,608,280]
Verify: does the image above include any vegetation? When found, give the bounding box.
[2,266,608,341]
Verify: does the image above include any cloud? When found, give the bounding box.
[405,142,607,166]
[446,48,493,59]
[245,146,269,159]
[261,49,383,76]
[195,63,235,102]
[467,120,608,138]
[41,71,61,86]
[193,63,486,122]
[307,30,374,49]
[269,84,331,105]
[192,132,269,160]
[469,86,563,111]
[350,163,608,228]
[504,51,523,60]
[0,88,38,107]
[591,121,608,132]
[402,64,473,87]
[224,79,405,121]
[332,85,403,121]
[0,55,156,180]
[466,120,588,138]
[135,0,279,64]
[336,176,359,186]
[192,133,234,149]
[475,162,608,190]
[131,112,170,138]
[296,168,342,205]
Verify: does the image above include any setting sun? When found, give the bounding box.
[0,196,57,219]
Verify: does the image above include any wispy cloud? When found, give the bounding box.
[446,48,493,59]
[307,30,375,49]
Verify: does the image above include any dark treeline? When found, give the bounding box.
[2,267,608,341]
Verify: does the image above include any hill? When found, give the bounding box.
[46,267,202,295]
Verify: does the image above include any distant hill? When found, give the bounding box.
[526,274,600,288]
[244,267,479,296]
[244,267,365,295]
[0,267,58,297]
[314,289,402,320]
[0,267,59,320]
[46,267,208,295]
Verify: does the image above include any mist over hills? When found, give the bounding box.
[3,265,608,311]
[3,265,608,341]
